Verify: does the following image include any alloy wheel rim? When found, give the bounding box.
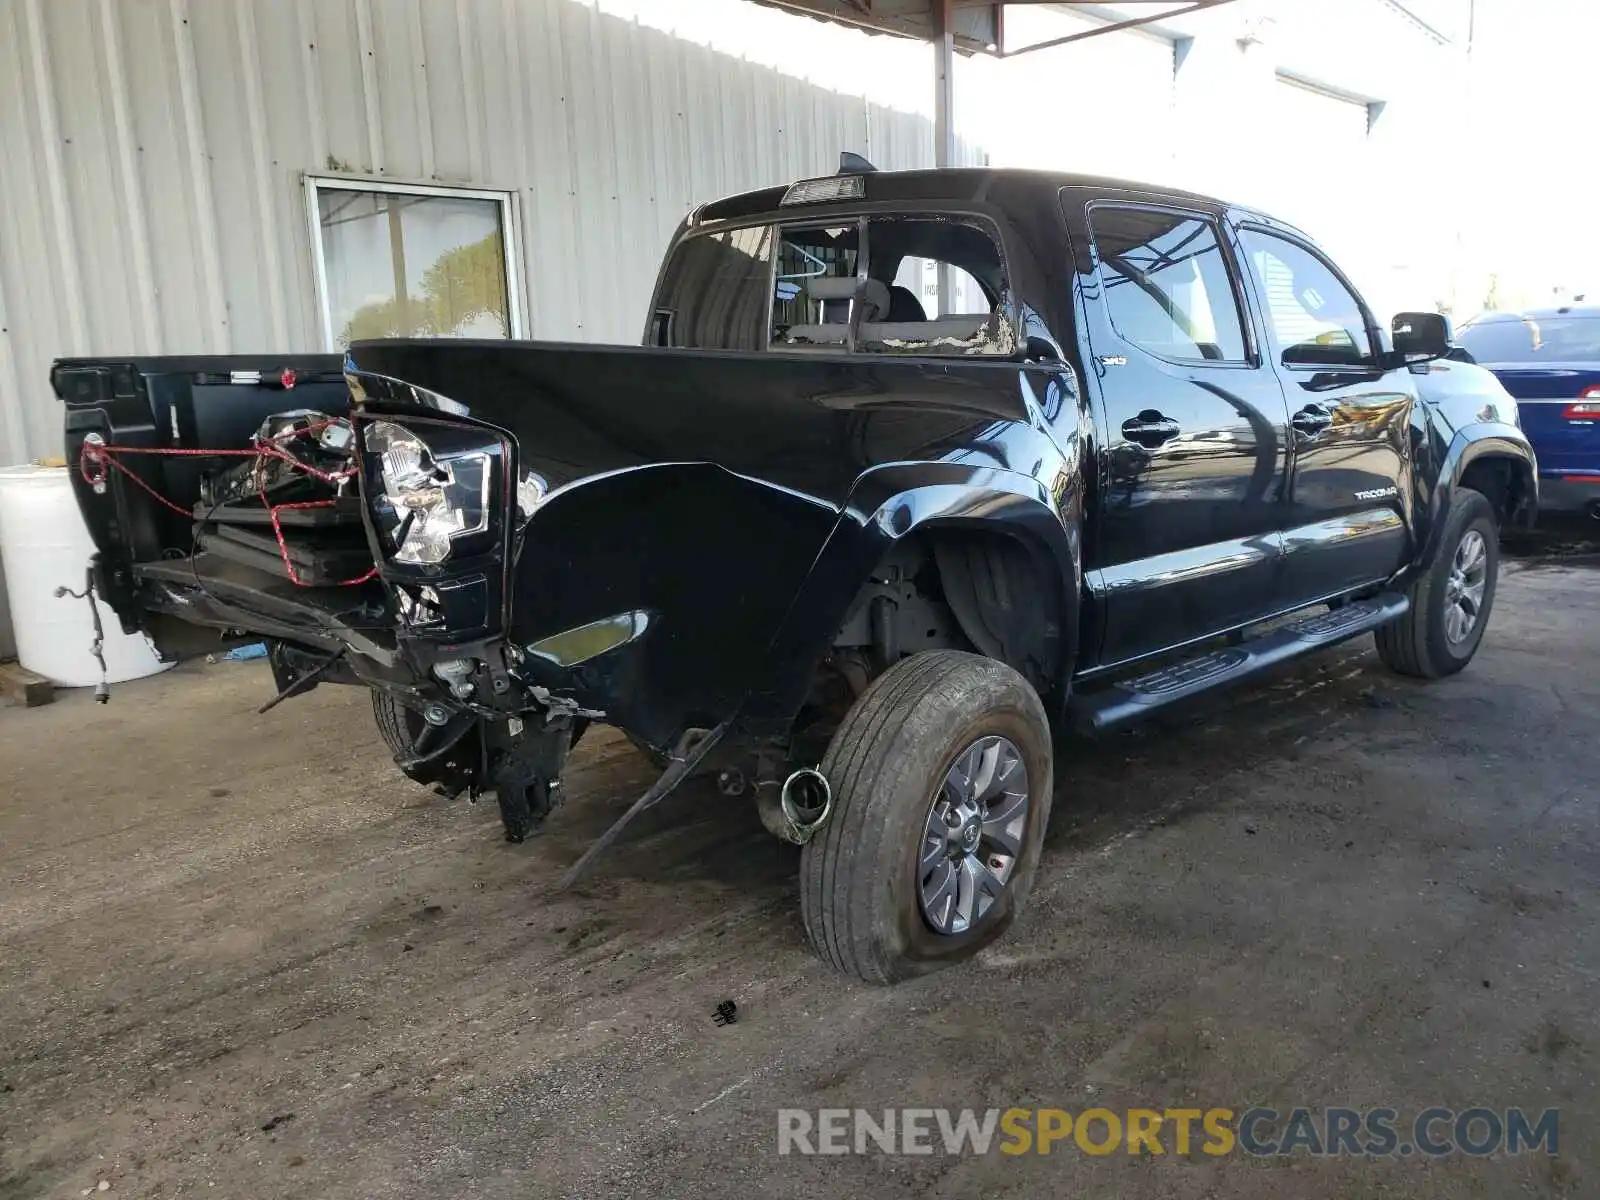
[918,734,1030,936]
[1443,528,1488,645]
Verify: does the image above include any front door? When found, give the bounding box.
[1063,191,1293,667]
[1233,225,1415,609]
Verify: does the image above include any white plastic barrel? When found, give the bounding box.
[0,464,171,686]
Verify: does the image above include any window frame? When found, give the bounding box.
[303,174,527,352]
[1234,221,1380,372]
[1084,200,1259,370]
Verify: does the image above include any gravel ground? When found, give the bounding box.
[0,550,1595,1199]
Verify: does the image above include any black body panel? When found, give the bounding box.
[346,342,1083,746]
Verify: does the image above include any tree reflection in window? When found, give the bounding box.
[317,188,512,345]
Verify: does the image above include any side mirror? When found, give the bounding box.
[1389,311,1453,364]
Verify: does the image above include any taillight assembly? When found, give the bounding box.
[1563,388,1600,422]
[360,419,508,569]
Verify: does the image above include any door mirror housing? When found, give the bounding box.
[1385,311,1453,367]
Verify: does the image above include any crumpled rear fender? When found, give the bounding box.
[508,458,1081,752]
[506,461,840,750]
[738,459,1083,738]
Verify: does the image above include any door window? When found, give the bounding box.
[1087,206,1248,363]
[1241,229,1373,367]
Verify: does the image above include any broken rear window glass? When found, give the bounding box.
[772,216,1013,357]
[770,225,862,350]
[652,213,1013,357]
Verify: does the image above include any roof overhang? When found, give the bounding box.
[749,1,1240,56]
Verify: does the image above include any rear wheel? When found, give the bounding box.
[1376,487,1498,678]
[371,690,425,757]
[799,651,1053,985]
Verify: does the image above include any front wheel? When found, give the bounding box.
[1375,486,1499,679]
[799,651,1054,985]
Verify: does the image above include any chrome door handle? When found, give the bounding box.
[1121,411,1181,447]
[1293,406,1334,433]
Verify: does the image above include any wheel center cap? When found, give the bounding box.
[958,819,981,853]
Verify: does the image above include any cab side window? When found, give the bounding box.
[1241,229,1372,367]
[1088,206,1248,364]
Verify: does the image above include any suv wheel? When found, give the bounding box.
[1375,486,1499,679]
[799,651,1053,985]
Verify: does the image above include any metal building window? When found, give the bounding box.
[305,177,524,350]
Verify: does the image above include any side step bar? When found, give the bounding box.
[1072,592,1410,733]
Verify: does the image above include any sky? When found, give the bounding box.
[590,0,1592,314]
[1459,0,1600,307]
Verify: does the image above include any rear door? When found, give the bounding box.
[1063,190,1293,667]
[1232,224,1415,608]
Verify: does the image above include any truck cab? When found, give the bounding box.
[1060,188,1481,670]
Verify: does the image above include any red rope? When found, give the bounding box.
[262,494,379,588]
[78,423,377,589]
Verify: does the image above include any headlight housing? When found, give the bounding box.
[364,420,491,565]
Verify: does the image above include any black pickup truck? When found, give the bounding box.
[54,164,1536,984]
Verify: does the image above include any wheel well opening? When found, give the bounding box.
[822,529,1062,701]
[1459,456,1532,527]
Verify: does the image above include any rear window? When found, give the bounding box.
[648,224,775,351]
[651,213,1014,357]
[1457,315,1600,363]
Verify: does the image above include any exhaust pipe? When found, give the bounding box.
[757,767,834,844]
[1588,500,1600,521]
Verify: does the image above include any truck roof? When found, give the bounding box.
[693,165,1248,226]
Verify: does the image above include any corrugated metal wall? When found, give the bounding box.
[0,0,973,465]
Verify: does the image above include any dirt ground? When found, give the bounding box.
[1,546,1596,1199]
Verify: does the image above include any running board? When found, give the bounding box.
[1072,592,1410,733]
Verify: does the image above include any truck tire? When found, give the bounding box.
[1375,487,1499,679]
[372,690,424,757]
[799,650,1053,985]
